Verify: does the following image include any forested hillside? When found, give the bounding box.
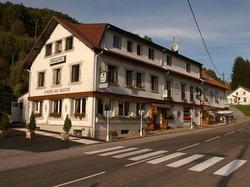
[0,1,77,113]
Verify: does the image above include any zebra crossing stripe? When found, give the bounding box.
[189,156,224,172]
[129,150,168,161]
[113,149,152,158]
[167,154,204,168]
[99,148,138,156]
[85,146,124,154]
[214,159,247,176]
[147,152,186,164]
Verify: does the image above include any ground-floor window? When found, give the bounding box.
[119,101,130,116]
[136,103,145,116]
[33,101,43,115]
[50,100,62,118]
[74,98,86,118]
[97,98,104,115]
[183,107,191,120]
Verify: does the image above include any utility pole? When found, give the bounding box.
[222,73,225,82]
[35,21,38,39]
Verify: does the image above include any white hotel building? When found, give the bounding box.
[24,17,228,139]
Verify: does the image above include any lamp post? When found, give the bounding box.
[190,109,194,129]
[104,110,112,141]
[138,110,145,136]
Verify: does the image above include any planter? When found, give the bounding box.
[26,130,35,139]
[147,123,155,130]
[0,129,9,137]
[109,131,118,141]
[61,132,70,141]
[160,123,168,129]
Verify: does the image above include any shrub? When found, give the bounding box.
[63,115,72,133]
[0,112,10,130]
[27,112,36,131]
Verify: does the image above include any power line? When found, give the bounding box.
[186,0,220,75]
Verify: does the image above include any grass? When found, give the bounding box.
[235,105,250,116]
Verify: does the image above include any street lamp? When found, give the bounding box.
[104,110,112,141]
[138,110,145,136]
[190,109,194,129]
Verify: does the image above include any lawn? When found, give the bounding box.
[235,105,250,116]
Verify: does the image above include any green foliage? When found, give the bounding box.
[27,112,36,131]
[231,57,250,90]
[235,105,250,116]
[0,85,15,113]
[203,68,223,82]
[143,35,152,42]
[63,115,72,133]
[0,1,77,97]
[0,112,10,130]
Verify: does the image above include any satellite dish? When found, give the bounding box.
[171,37,179,52]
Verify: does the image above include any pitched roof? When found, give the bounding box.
[201,70,229,90]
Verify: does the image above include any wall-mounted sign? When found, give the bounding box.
[44,87,70,94]
[100,71,107,83]
[50,56,66,66]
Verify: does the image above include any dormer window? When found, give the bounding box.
[65,36,73,51]
[55,40,62,54]
[148,48,155,60]
[113,35,121,49]
[45,43,52,56]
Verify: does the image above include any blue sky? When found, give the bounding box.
[2,0,250,81]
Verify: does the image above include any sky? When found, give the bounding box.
[2,0,250,81]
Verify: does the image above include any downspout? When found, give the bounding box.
[92,50,103,138]
[26,69,31,125]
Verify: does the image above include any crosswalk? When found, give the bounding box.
[85,146,247,177]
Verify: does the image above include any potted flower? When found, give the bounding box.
[109,130,118,141]
[0,112,10,137]
[26,112,36,139]
[61,115,72,141]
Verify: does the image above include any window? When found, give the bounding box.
[126,70,133,87]
[186,63,190,73]
[167,55,172,66]
[165,80,171,97]
[148,48,155,60]
[127,40,133,53]
[137,44,142,56]
[53,68,61,85]
[65,36,73,51]
[190,86,194,101]
[33,101,43,114]
[236,92,238,95]
[45,43,52,56]
[55,40,62,54]
[136,72,144,88]
[151,75,158,91]
[244,97,247,102]
[37,72,45,87]
[97,98,104,115]
[71,64,80,82]
[183,107,191,120]
[136,103,145,116]
[74,98,86,115]
[107,65,117,83]
[52,100,62,114]
[113,35,121,49]
[118,101,130,116]
[181,84,186,100]
[243,91,246,95]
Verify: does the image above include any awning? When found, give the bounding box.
[216,110,233,115]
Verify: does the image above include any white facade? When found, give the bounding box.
[227,86,250,105]
[25,17,228,139]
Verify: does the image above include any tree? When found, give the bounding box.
[27,112,36,131]
[204,68,223,82]
[0,112,10,130]
[143,35,152,42]
[11,20,25,36]
[63,115,72,134]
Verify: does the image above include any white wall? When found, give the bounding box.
[227,87,250,105]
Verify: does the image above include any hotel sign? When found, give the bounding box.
[44,87,70,94]
[50,56,66,66]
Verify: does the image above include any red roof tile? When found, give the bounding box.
[201,70,229,90]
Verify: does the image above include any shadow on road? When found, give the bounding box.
[0,129,82,153]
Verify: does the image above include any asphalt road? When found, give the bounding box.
[1,121,250,187]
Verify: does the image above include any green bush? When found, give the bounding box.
[0,112,10,130]
[63,115,72,133]
[27,112,36,131]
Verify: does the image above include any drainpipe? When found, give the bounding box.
[92,50,104,138]
[26,69,31,125]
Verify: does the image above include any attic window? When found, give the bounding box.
[55,40,62,54]
[45,43,52,56]
[113,35,121,49]
[65,36,73,51]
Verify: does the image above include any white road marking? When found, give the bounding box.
[205,136,221,142]
[237,128,245,132]
[99,148,138,156]
[147,152,186,164]
[189,157,224,172]
[214,159,247,176]
[225,131,235,136]
[246,126,250,129]
[53,171,106,187]
[177,143,200,151]
[167,154,204,168]
[113,149,152,158]
[85,146,124,154]
[125,154,165,167]
[129,150,168,161]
